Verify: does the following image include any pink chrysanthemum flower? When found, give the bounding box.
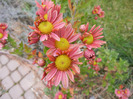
[0,28,8,41]
[92,5,102,14]
[44,46,83,88]
[98,11,105,18]
[43,24,81,56]
[30,4,65,42]
[35,0,54,15]
[123,88,130,97]
[115,89,123,98]
[80,23,106,50]
[55,91,66,99]
[0,23,8,30]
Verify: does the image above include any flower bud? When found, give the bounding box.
[28,32,40,45]
[79,24,86,33]
[37,58,45,67]
[84,49,95,60]
[94,16,98,20]
[1,39,7,44]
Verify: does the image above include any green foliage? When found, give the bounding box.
[44,86,59,98]
[97,47,129,92]
[7,35,17,48]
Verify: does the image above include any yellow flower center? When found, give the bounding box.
[0,33,3,39]
[55,38,70,51]
[117,91,121,94]
[44,14,48,20]
[55,55,71,71]
[93,61,97,65]
[125,90,127,93]
[58,95,62,99]
[38,22,53,34]
[42,4,46,8]
[83,34,94,44]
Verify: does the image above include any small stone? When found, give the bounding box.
[0,93,11,99]
[18,96,24,99]
[7,60,20,71]
[0,55,9,65]
[18,65,30,76]
[24,89,36,99]
[43,95,49,99]
[2,76,14,90]
[11,70,21,83]
[0,66,9,80]
[9,84,23,99]
[0,63,2,68]
[20,72,35,91]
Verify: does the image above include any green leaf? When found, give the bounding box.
[8,35,17,48]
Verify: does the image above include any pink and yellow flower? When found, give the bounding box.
[98,11,105,18]
[0,23,8,30]
[55,91,66,99]
[123,88,130,97]
[80,23,106,50]
[115,89,123,98]
[44,46,83,88]
[0,28,8,41]
[35,0,54,14]
[92,5,102,14]
[43,24,81,56]
[29,4,65,42]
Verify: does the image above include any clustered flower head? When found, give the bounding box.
[0,23,8,49]
[29,0,106,90]
[92,5,105,20]
[79,23,106,72]
[115,85,130,99]
[54,91,67,99]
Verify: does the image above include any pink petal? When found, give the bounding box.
[72,61,82,65]
[93,32,103,37]
[43,41,55,48]
[48,10,52,21]
[64,24,73,39]
[51,10,58,23]
[54,22,65,30]
[70,52,83,59]
[94,36,104,40]
[94,28,103,34]
[45,68,57,81]
[68,33,80,43]
[46,48,56,55]
[89,25,96,32]
[69,46,79,57]
[47,55,55,62]
[62,72,68,88]
[51,33,60,41]
[40,35,47,41]
[92,26,101,34]
[55,71,62,86]
[93,40,106,45]
[35,0,41,8]
[66,70,74,82]
[53,13,63,25]
[85,23,89,32]
[71,64,80,74]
